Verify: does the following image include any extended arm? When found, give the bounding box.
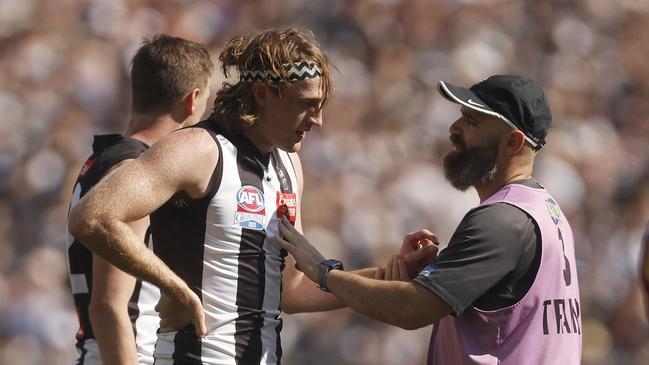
[90,253,139,365]
[83,160,145,365]
[280,153,353,313]
[282,254,375,313]
[326,270,451,329]
[276,215,450,328]
[69,128,219,336]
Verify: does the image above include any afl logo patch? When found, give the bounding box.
[236,186,265,213]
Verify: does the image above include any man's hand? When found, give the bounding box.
[398,230,439,278]
[156,287,207,337]
[375,254,410,281]
[274,216,325,283]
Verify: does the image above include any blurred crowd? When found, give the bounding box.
[1,0,649,364]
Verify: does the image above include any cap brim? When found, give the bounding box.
[437,81,494,115]
[437,81,538,148]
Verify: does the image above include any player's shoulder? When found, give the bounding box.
[464,203,534,234]
[136,123,218,184]
[101,136,148,159]
[451,203,536,262]
[91,135,146,175]
[156,121,220,155]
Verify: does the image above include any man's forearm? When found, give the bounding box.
[70,215,188,297]
[327,270,412,326]
[90,248,142,365]
[90,306,139,365]
[326,270,446,330]
[282,274,343,313]
[283,267,379,313]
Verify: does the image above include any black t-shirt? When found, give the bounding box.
[414,179,542,315]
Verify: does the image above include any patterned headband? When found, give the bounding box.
[240,61,322,83]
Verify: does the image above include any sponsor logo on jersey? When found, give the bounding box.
[236,186,265,213]
[235,185,266,230]
[546,198,561,225]
[234,211,265,230]
[276,192,297,223]
[277,167,289,191]
[419,263,437,277]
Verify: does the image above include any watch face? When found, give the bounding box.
[319,259,344,292]
[322,259,343,270]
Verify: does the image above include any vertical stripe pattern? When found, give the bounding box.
[234,153,267,364]
[150,121,297,364]
[269,150,294,363]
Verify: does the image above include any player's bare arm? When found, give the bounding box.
[327,270,451,329]
[280,152,348,313]
[69,127,220,336]
[275,217,451,329]
[87,160,146,365]
[91,252,140,365]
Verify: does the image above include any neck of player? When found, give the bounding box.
[475,161,534,202]
[241,124,274,156]
[126,113,189,146]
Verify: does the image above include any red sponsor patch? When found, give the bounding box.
[276,192,297,223]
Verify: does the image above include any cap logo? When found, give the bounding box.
[467,99,485,108]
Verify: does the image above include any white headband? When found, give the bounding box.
[240,61,322,83]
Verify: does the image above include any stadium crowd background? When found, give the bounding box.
[1,0,648,364]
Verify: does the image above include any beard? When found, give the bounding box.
[443,135,499,191]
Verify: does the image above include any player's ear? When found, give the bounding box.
[252,82,267,108]
[504,130,526,155]
[184,88,201,115]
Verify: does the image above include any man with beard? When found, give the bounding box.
[274,75,582,364]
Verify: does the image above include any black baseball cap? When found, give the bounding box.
[438,75,551,150]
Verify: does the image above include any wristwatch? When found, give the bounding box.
[318,259,344,292]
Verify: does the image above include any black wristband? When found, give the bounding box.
[318,259,344,292]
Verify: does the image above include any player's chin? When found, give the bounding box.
[281,141,302,153]
[444,148,463,160]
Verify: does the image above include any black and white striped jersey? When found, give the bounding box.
[150,121,298,365]
[66,134,160,365]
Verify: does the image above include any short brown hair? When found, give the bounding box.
[131,34,214,114]
[213,28,333,133]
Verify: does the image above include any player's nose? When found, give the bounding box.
[449,117,463,135]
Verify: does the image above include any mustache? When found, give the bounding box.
[449,134,465,149]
